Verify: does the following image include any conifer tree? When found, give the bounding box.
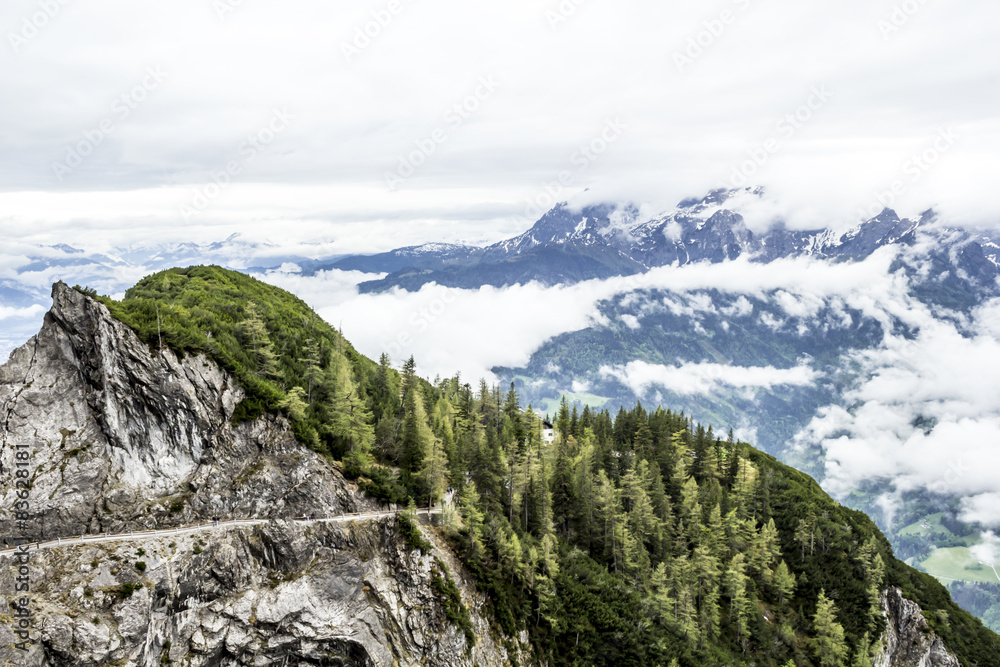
[754,518,781,583]
[773,560,797,605]
[857,536,886,627]
[243,302,280,379]
[300,337,323,404]
[813,590,849,667]
[327,352,375,468]
[649,561,675,626]
[725,553,753,643]
[460,480,485,557]
[278,386,308,421]
[420,427,449,508]
[402,384,433,477]
[852,632,874,667]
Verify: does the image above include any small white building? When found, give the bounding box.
[541,420,556,445]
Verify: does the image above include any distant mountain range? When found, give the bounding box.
[301,189,999,309]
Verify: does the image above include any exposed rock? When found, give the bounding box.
[0,283,374,544]
[876,586,960,667]
[0,517,531,666]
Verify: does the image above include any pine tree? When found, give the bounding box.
[550,430,577,539]
[278,386,308,421]
[327,352,375,468]
[460,480,485,557]
[557,395,571,441]
[243,302,280,379]
[772,560,797,605]
[852,632,874,667]
[753,518,781,583]
[693,544,721,643]
[400,355,417,402]
[649,561,675,626]
[813,590,848,667]
[680,476,703,545]
[724,553,753,643]
[300,337,323,404]
[795,515,816,562]
[634,420,654,461]
[672,555,700,644]
[402,384,433,478]
[857,536,886,627]
[420,428,449,508]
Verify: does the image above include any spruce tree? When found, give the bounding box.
[813,590,849,667]
[725,553,753,643]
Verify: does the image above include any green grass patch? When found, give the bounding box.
[923,547,1000,585]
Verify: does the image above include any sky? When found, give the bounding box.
[1,0,999,253]
[3,1,1000,531]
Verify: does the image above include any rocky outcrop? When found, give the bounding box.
[876,587,960,667]
[0,516,531,666]
[0,283,529,665]
[0,283,375,544]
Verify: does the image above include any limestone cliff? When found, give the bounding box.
[0,517,530,666]
[0,282,374,545]
[875,587,960,667]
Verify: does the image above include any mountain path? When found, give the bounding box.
[0,507,440,557]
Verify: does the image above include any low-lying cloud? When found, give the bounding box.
[599,359,821,396]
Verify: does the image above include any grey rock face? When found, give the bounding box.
[0,282,374,543]
[876,586,960,667]
[0,517,530,666]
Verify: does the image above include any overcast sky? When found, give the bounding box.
[1,0,999,253]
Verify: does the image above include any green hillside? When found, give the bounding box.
[81,266,1000,667]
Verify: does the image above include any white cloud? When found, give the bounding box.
[0,1,999,240]
[790,296,1000,526]
[251,251,904,383]
[0,304,45,320]
[970,532,1000,566]
[722,296,754,318]
[598,359,821,396]
[964,499,1000,530]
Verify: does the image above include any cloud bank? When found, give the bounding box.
[599,359,821,396]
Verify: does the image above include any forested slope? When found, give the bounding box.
[81,266,1000,667]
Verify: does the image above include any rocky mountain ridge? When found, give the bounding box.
[349,189,999,295]
[0,282,375,545]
